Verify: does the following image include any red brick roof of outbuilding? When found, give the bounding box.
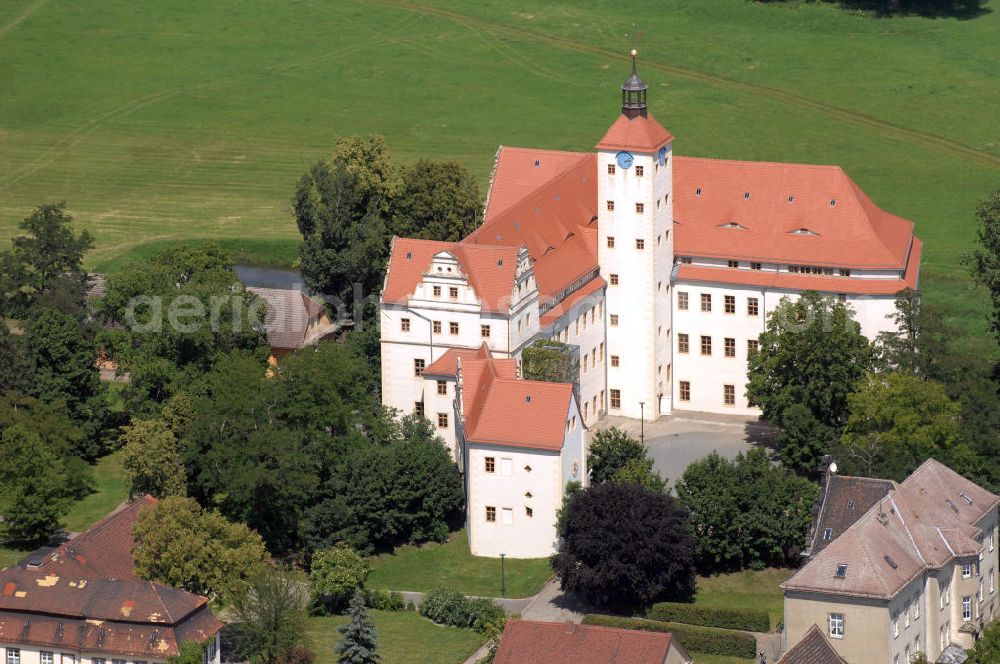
[493,619,675,664]
[777,624,848,664]
[38,495,158,580]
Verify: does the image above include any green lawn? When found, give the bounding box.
[1,0,998,345]
[691,655,758,664]
[305,610,485,664]
[62,451,128,533]
[694,569,793,632]
[367,530,552,598]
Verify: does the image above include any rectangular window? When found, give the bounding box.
[905,601,910,627]
[678,334,689,354]
[723,384,735,406]
[433,285,441,297]
[751,262,762,271]
[636,238,645,250]
[449,287,458,299]
[485,457,495,473]
[401,318,410,332]
[607,236,615,248]
[414,401,424,417]
[600,343,605,360]
[607,200,615,211]
[724,337,735,357]
[610,389,621,410]
[991,569,995,594]
[449,321,459,335]
[963,596,972,621]
[748,297,759,316]
[112,660,125,664]
[486,506,496,522]
[414,359,425,376]
[679,381,691,401]
[611,355,620,367]
[41,654,53,664]
[610,274,619,286]
[500,458,513,476]
[6,651,19,664]
[679,256,693,264]
[914,596,920,619]
[607,164,615,175]
[893,613,899,637]
[501,508,513,525]
[610,314,619,327]
[823,528,833,541]
[700,293,712,312]
[635,165,644,177]
[727,260,739,269]
[724,295,735,314]
[436,380,447,395]
[700,335,712,356]
[437,412,448,428]
[635,202,644,213]
[481,324,490,338]
[748,339,759,354]
[964,561,973,578]
[433,320,442,334]
[678,292,689,310]
[829,613,844,639]
[583,355,588,372]
[526,506,533,517]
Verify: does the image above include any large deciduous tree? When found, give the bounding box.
[228,567,311,664]
[120,419,187,499]
[132,495,269,599]
[746,291,872,430]
[552,482,696,611]
[966,187,1000,348]
[0,426,70,545]
[676,449,817,573]
[308,544,371,613]
[587,427,664,490]
[391,160,481,242]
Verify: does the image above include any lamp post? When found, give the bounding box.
[500,553,506,597]
[639,401,645,444]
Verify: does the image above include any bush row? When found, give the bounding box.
[582,614,756,660]
[648,602,769,633]
[419,587,506,634]
[365,589,406,611]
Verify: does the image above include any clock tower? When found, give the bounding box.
[597,51,674,421]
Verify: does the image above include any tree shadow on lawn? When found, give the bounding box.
[759,0,989,20]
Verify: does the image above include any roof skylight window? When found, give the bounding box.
[835,564,848,578]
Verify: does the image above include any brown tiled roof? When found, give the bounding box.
[810,475,893,557]
[247,287,331,350]
[493,620,676,664]
[35,496,157,580]
[595,113,674,153]
[784,460,1000,600]
[778,624,848,664]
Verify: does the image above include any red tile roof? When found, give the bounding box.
[494,620,675,664]
[423,345,496,378]
[382,238,521,314]
[457,345,572,451]
[595,113,674,153]
[37,496,158,580]
[778,624,848,664]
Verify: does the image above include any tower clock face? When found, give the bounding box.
[657,147,668,166]
[615,151,634,170]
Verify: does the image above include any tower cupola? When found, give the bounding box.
[621,49,647,119]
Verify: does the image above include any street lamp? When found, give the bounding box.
[639,402,645,444]
[500,553,506,597]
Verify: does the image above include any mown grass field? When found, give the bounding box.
[1,0,998,342]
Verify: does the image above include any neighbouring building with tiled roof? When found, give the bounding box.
[782,460,999,664]
[493,619,692,664]
[4,498,222,664]
[246,286,337,364]
[379,52,921,556]
[777,624,849,664]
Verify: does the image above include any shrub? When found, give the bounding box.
[284,647,315,664]
[309,544,371,614]
[365,589,405,611]
[582,615,756,660]
[419,587,506,633]
[648,603,769,632]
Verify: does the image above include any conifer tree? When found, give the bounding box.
[335,589,380,664]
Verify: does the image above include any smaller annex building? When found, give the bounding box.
[423,343,585,558]
[493,620,692,664]
[2,497,222,664]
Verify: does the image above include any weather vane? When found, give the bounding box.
[626,24,645,58]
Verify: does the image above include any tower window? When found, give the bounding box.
[635,165,644,177]
[700,293,712,312]
[678,334,689,354]
[485,457,495,473]
[481,324,491,338]
[700,335,712,355]
[748,298,759,316]
[724,384,735,405]
[486,506,496,522]
[607,200,615,211]
[414,359,425,376]
[437,380,447,395]
[449,322,459,335]
[636,239,644,250]
[611,355,620,367]
[414,401,424,417]
[635,202,644,213]
[724,295,736,314]
[678,292,689,310]
[607,236,615,248]
[679,381,691,401]
[433,321,442,334]
[610,274,619,286]
[610,314,619,326]
[607,164,616,175]
[748,339,759,354]
[724,337,736,357]
[401,318,410,332]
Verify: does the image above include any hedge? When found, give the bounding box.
[419,587,506,634]
[582,614,756,660]
[648,602,769,632]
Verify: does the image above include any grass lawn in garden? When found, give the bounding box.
[305,610,485,664]
[1,0,998,348]
[367,530,552,598]
[694,568,793,632]
[691,654,758,664]
[62,450,128,533]
[0,545,31,570]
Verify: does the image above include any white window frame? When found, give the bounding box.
[904,601,910,628]
[6,649,19,664]
[41,654,54,664]
[963,561,973,578]
[963,596,972,621]
[829,613,844,639]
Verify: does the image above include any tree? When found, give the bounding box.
[610,457,667,493]
[0,321,30,394]
[168,642,206,664]
[26,307,109,459]
[390,160,481,242]
[335,588,381,664]
[309,544,371,613]
[229,567,310,664]
[967,619,1000,664]
[746,291,872,429]
[132,495,269,598]
[0,202,92,318]
[587,427,645,484]
[966,187,1000,347]
[120,419,187,499]
[839,372,966,481]
[520,340,578,385]
[676,449,817,573]
[552,482,696,611]
[776,403,835,476]
[0,426,70,545]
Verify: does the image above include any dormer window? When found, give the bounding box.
[787,196,794,203]
[719,222,748,230]
[830,199,837,207]
[695,188,702,196]
[823,528,833,541]
[960,491,973,505]
[790,228,819,236]
[534,159,540,167]
[743,192,750,200]
[835,564,848,578]
[405,251,412,259]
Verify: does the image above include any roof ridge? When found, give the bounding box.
[675,155,843,170]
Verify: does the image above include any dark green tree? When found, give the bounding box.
[0,321,30,394]
[520,339,578,385]
[777,403,835,476]
[966,187,1000,347]
[390,160,481,242]
[229,567,310,664]
[587,427,645,483]
[746,291,872,429]
[0,426,70,545]
[120,419,187,499]
[967,619,1000,664]
[552,482,696,611]
[0,202,92,318]
[167,642,206,664]
[335,588,381,664]
[676,449,817,572]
